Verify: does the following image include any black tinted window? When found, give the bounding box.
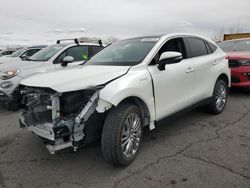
[89,46,103,57]
[207,41,217,52]
[54,45,89,64]
[204,42,212,54]
[159,38,187,58]
[2,51,13,55]
[23,49,40,57]
[67,46,88,61]
[186,37,208,57]
[54,51,66,64]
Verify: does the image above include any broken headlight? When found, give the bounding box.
[0,69,20,80]
[60,89,97,117]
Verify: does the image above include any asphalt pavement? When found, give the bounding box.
[0,88,249,188]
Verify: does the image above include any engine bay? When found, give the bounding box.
[19,86,103,154]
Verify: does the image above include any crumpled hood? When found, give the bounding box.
[20,65,130,92]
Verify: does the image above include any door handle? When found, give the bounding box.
[212,61,218,65]
[185,67,195,73]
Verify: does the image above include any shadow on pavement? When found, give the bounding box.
[229,87,250,97]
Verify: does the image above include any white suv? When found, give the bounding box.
[0,39,104,110]
[19,33,230,166]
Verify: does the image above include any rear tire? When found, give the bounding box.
[206,79,228,114]
[101,103,143,166]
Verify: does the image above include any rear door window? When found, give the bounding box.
[204,42,213,54]
[207,41,217,52]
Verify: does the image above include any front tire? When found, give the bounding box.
[101,103,142,166]
[206,79,228,114]
[5,100,19,111]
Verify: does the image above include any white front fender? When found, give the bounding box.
[97,68,156,123]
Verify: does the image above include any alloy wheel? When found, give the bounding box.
[215,83,227,111]
[121,113,142,158]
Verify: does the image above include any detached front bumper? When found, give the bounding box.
[231,67,250,88]
[19,89,100,154]
[19,116,55,141]
[19,116,75,154]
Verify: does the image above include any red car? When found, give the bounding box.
[219,38,250,88]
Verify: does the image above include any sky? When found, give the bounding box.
[0,0,250,46]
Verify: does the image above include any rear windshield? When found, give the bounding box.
[219,39,250,51]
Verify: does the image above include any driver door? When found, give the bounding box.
[147,37,195,120]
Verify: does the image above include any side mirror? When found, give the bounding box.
[20,54,27,59]
[158,52,183,71]
[61,56,74,67]
[21,55,30,61]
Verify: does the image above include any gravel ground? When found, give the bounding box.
[0,88,249,188]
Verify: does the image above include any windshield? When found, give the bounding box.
[85,38,158,66]
[9,49,26,57]
[29,45,65,61]
[219,39,250,51]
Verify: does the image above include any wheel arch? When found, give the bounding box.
[115,96,151,127]
[217,73,230,88]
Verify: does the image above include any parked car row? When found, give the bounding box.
[0,46,46,64]
[0,33,249,166]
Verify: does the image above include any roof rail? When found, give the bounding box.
[78,38,103,46]
[56,38,79,44]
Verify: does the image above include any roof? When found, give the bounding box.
[121,33,216,45]
[28,45,47,49]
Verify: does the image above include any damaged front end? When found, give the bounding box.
[19,86,107,154]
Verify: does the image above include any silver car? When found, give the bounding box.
[0,47,45,63]
[0,39,104,110]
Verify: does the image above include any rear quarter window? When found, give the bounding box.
[89,46,103,57]
[186,37,209,58]
[207,41,217,53]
